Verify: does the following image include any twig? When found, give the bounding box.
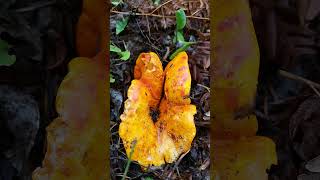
[15,0,56,12]
[309,84,320,98]
[191,8,204,16]
[195,121,210,127]
[279,70,320,97]
[145,16,151,37]
[199,158,210,170]
[167,150,190,179]
[111,10,210,20]
[121,140,137,180]
[149,0,173,15]
[134,19,161,51]
[197,84,210,92]
[163,47,170,62]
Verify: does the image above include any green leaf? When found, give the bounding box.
[144,177,154,180]
[110,43,131,61]
[121,140,137,180]
[119,50,130,61]
[111,0,123,6]
[153,0,161,5]
[173,31,185,44]
[176,9,186,30]
[0,39,16,66]
[110,74,115,83]
[110,44,122,53]
[169,42,196,60]
[176,31,185,43]
[116,17,129,35]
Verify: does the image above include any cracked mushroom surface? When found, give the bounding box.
[119,51,196,167]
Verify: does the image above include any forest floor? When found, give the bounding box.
[251,0,320,179]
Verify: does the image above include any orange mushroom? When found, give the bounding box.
[119,52,196,167]
[76,0,107,57]
[212,0,277,179]
[32,0,107,179]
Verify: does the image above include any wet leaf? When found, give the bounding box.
[176,31,185,43]
[110,43,131,60]
[116,17,129,35]
[306,155,320,173]
[119,50,130,61]
[110,44,122,53]
[176,9,186,30]
[0,39,16,66]
[110,73,116,83]
[298,173,320,180]
[153,0,160,6]
[112,0,123,6]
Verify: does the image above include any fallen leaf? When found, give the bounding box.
[0,39,15,66]
[306,155,320,173]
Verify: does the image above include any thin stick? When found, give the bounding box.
[279,70,320,97]
[149,0,173,15]
[167,150,190,179]
[309,84,320,97]
[279,70,320,89]
[111,10,210,20]
[15,1,56,12]
[121,140,137,180]
[197,83,210,92]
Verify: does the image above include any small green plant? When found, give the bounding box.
[110,73,115,83]
[0,39,16,66]
[153,0,161,6]
[111,0,123,6]
[174,9,187,43]
[170,9,196,60]
[144,177,154,180]
[121,139,137,180]
[110,42,130,61]
[116,17,129,35]
[169,41,196,60]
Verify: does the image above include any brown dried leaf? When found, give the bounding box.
[306,155,320,173]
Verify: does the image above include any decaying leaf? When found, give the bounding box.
[306,155,320,173]
[119,51,196,167]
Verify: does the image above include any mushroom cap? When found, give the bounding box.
[76,0,107,57]
[119,52,196,167]
[213,136,277,180]
[164,51,192,105]
[134,52,164,108]
[33,53,108,180]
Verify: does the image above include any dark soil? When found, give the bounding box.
[110,1,210,179]
[0,0,82,179]
[250,0,320,179]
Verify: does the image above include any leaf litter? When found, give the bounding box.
[0,0,82,179]
[251,0,320,179]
